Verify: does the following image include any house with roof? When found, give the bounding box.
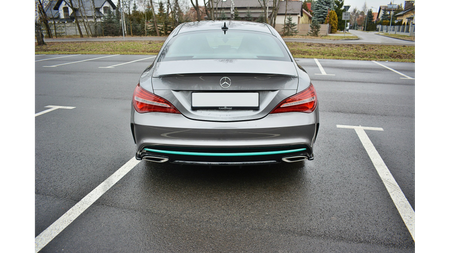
[214,0,311,33]
[215,0,276,21]
[44,0,116,22]
[376,4,401,24]
[375,1,414,34]
[395,1,414,25]
[372,12,378,22]
[186,6,208,21]
[377,1,415,25]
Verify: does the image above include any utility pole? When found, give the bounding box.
[364,14,367,31]
[144,0,147,36]
[343,6,350,38]
[230,0,235,19]
[121,6,127,37]
[117,0,126,37]
[388,1,397,34]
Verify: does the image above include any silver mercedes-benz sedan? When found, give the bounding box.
[131,21,319,166]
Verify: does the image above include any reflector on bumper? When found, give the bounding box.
[143,148,306,157]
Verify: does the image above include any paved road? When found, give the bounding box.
[43,30,414,46]
[349,30,415,45]
[35,55,415,252]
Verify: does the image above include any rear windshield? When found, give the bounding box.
[158,30,291,62]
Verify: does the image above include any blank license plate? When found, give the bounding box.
[192,92,259,109]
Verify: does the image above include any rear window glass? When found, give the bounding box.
[158,30,291,62]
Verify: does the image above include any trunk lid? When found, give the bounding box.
[147,59,300,122]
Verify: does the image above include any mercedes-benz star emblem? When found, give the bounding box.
[219,77,231,89]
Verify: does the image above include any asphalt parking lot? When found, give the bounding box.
[35,54,415,252]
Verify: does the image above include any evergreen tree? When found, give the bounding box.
[302,1,310,13]
[312,0,334,24]
[381,10,389,20]
[245,8,252,21]
[220,10,227,20]
[366,9,376,31]
[283,16,298,36]
[307,19,321,36]
[326,10,338,33]
[102,11,121,36]
[234,9,240,20]
[128,2,146,36]
[173,0,184,26]
[257,13,265,23]
[157,1,168,35]
[334,0,345,31]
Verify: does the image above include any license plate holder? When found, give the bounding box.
[192,92,259,110]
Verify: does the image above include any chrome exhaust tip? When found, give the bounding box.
[282,155,307,163]
[142,155,169,163]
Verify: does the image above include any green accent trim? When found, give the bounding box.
[144,148,306,157]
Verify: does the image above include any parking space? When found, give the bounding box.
[297,58,415,84]
[36,54,155,69]
[35,55,415,252]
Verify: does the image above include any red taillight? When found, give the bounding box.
[133,84,180,114]
[271,84,317,113]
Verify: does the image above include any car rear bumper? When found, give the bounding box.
[131,111,319,165]
[137,145,314,165]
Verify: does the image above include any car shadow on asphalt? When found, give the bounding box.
[142,161,308,191]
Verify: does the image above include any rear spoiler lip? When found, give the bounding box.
[152,59,298,78]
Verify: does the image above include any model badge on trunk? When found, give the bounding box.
[219,77,231,88]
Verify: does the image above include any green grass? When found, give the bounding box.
[35,40,415,62]
[35,41,163,55]
[283,34,359,40]
[377,32,415,42]
[286,43,415,62]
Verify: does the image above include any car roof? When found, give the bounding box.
[177,21,273,35]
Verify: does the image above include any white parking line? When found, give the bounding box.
[43,55,119,68]
[99,56,155,68]
[337,125,415,241]
[314,58,335,76]
[35,54,81,62]
[35,105,76,117]
[372,61,414,80]
[35,157,141,252]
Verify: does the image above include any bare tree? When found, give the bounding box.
[91,0,98,37]
[149,0,160,35]
[190,0,201,21]
[35,23,46,45]
[172,0,184,25]
[269,0,280,27]
[350,7,358,28]
[257,0,280,26]
[203,0,215,20]
[361,2,368,15]
[257,0,268,23]
[68,0,84,37]
[361,1,367,28]
[78,0,93,36]
[36,0,53,38]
